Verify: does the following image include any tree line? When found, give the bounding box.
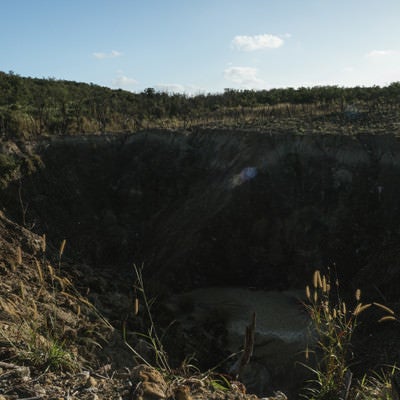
[1,70,400,138]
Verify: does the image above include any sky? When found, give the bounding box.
[1,0,400,94]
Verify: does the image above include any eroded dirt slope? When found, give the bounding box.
[3,130,400,296]
[0,210,277,399]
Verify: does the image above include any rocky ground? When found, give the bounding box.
[1,361,288,400]
[0,211,288,399]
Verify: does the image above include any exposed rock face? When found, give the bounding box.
[2,129,400,298]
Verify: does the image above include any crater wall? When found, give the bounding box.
[2,130,400,297]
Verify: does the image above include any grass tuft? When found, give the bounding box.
[0,240,113,374]
[301,270,371,400]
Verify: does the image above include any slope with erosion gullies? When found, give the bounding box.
[0,211,118,397]
[0,211,114,359]
[2,129,400,297]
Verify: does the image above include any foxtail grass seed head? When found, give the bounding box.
[20,281,25,300]
[333,308,337,319]
[305,346,309,360]
[35,259,44,284]
[379,315,397,323]
[59,239,67,258]
[317,271,323,288]
[47,264,54,278]
[355,288,361,302]
[322,275,327,293]
[134,297,139,315]
[16,246,22,265]
[32,301,38,320]
[11,261,17,273]
[373,302,395,315]
[313,290,318,303]
[353,303,361,316]
[306,285,311,300]
[313,270,318,288]
[353,303,371,316]
[313,270,322,288]
[42,234,46,253]
[342,301,347,315]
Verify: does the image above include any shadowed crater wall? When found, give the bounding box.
[2,129,400,297]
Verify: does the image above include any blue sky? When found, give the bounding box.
[1,0,400,94]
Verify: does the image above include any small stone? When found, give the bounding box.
[17,366,31,381]
[140,381,166,399]
[87,376,98,387]
[174,385,192,400]
[33,383,46,395]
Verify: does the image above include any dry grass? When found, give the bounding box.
[301,270,400,400]
[0,237,113,372]
[302,270,371,400]
[353,366,400,400]
[123,264,171,372]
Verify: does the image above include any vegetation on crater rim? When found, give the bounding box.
[1,71,400,138]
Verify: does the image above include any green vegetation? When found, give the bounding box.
[123,264,171,373]
[302,270,367,399]
[0,153,18,187]
[302,270,399,400]
[0,150,42,190]
[1,70,400,138]
[0,239,112,373]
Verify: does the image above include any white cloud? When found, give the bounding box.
[154,83,185,93]
[112,75,138,90]
[154,83,206,95]
[365,49,398,58]
[93,50,122,59]
[184,84,206,95]
[231,34,284,51]
[224,66,265,89]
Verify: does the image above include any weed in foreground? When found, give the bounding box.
[2,319,78,372]
[0,239,112,372]
[301,270,371,400]
[123,265,261,399]
[354,365,400,400]
[123,264,171,373]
